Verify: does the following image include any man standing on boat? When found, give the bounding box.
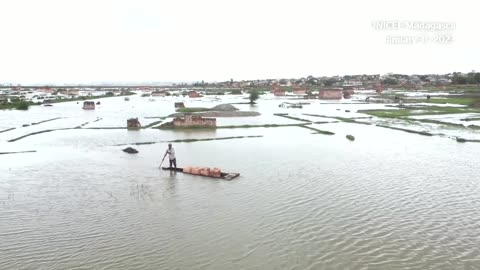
[163,143,177,169]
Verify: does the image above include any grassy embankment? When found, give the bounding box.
[176,107,211,113]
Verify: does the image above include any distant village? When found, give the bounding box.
[190,71,480,89]
[1,71,479,105]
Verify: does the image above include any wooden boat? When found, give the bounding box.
[161,167,240,180]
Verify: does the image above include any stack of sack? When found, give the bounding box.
[183,167,222,178]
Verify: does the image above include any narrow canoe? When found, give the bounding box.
[161,167,240,180]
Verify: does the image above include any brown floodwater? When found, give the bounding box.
[1,94,480,269]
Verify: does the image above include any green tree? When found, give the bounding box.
[249,91,259,104]
[324,79,336,87]
[15,101,30,110]
[382,78,398,85]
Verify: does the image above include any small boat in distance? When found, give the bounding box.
[82,101,95,110]
[162,167,240,180]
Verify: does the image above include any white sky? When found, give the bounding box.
[0,0,478,84]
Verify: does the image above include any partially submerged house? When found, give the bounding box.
[127,118,142,130]
[274,90,286,96]
[292,85,307,95]
[173,115,216,127]
[175,102,185,108]
[82,101,95,110]
[188,91,202,98]
[271,84,286,96]
[342,87,355,99]
[152,90,167,97]
[318,89,343,100]
[160,114,216,128]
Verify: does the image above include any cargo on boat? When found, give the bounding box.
[162,167,240,180]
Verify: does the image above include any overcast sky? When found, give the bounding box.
[0,0,478,84]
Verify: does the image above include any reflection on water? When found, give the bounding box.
[1,95,480,269]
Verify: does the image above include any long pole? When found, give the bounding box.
[159,156,166,168]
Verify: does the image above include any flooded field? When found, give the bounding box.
[1,93,480,269]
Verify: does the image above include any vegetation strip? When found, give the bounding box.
[358,106,480,118]
[114,135,264,146]
[455,138,480,143]
[28,117,63,126]
[273,113,312,122]
[144,116,168,119]
[410,118,466,128]
[8,128,73,142]
[0,150,37,155]
[0,127,16,134]
[176,107,210,113]
[299,125,335,135]
[303,114,372,125]
[375,125,433,136]
[424,98,477,106]
[461,117,480,122]
[142,120,164,129]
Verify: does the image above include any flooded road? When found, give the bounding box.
[1,94,480,269]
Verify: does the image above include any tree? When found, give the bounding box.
[475,73,480,83]
[324,79,336,87]
[15,101,30,110]
[382,78,398,85]
[249,91,259,104]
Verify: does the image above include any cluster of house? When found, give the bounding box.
[185,72,465,90]
[270,84,369,100]
[0,87,129,103]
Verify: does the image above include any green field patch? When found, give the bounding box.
[176,107,210,113]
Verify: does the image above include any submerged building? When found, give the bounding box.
[127,118,142,130]
[318,89,343,100]
[173,115,216,127]
[82,101,95,110]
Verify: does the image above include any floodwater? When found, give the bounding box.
[1,93,480,270]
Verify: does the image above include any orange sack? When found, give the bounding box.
[201,168,211,176]
[191,167,200,175]
[183,167,192,174]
